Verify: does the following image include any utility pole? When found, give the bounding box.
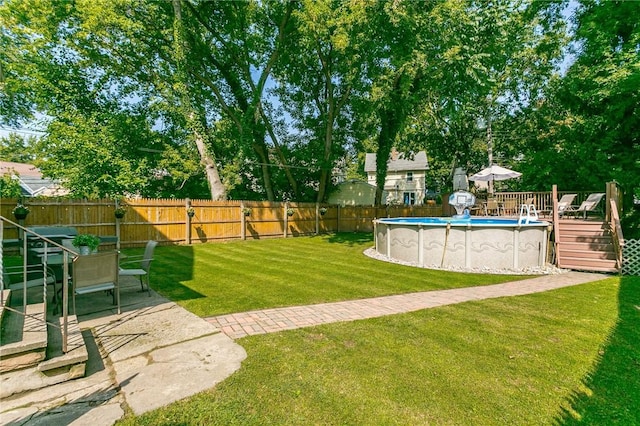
[486,117,494,195]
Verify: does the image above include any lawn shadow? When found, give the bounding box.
[325,232,374,246]
[554,275,640,425]
[152,244,206,301]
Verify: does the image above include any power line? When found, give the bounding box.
[245,161,335,171]
[0,126,45,137]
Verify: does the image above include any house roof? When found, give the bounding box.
[0,161,69,196]
[364,150,429,173]
[0,161,41,177]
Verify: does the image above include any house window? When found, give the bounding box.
[406,172,413,182]
[403,192,416,205]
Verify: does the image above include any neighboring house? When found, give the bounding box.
[327,179,378,206]
[0,161,68,197]
[364,149,429,205]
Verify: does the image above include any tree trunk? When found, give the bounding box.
[193,125,226,200]
[251,130,276,201]
[374,118,395,206]
[172,0,226,200]
[316,85,336,204]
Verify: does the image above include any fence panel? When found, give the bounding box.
[1,197,446,248]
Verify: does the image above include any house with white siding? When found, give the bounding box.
[364,149,429,205]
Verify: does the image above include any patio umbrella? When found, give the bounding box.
[468,164,522,182]
[468,164,521,194]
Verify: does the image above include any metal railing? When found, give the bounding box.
[1,216,74,353]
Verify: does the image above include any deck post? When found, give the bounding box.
[551,185,560,266]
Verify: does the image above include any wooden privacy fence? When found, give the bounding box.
[1,198,444,248]
[2,189,600,249]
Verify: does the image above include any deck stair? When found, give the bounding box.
[556,219,619,273]
[0,288,89,398]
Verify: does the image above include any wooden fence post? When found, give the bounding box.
[115,199,121,250]
[283,202,288,238]
[240,202,246,240]
[186,198,192,245]
[551,185,560,266]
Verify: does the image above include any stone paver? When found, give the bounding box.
[0,278,247,426]
[206,271,606,339]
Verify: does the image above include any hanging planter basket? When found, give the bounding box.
[114,207,126,219]
[187,208,196,218]
[286,208,295,217]
[12,205,30,220]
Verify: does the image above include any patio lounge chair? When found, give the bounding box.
[557,193,578,217]
[571,193,605,219]
[541,193,577,218]
[72,251,120,315]
[119,240,157,296]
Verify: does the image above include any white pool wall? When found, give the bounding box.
[374,218,550,270]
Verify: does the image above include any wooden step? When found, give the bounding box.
[558,256,618,273]
[558,241,613,252]
[560,228,610,236]
[0,302,47,372]
[558,235,612,244]
[558,221,609,233]
[557,248,617,260]
[554,217,619,273]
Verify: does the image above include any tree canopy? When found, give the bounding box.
[0,0,637,223]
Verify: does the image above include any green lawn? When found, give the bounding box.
[147,233,530,317]
[12,233,634,424]
[118,272,639,425]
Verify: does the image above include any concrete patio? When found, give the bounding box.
[0,276,247,425]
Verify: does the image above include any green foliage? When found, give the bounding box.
[1,0,634,206]
[621,208,640,239]
[516,1,639,203]
[0,133,37,163]
[0,174,22,198]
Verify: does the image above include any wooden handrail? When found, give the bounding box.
[609,199,625,270]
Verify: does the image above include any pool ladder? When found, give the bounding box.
[518,203,538,224]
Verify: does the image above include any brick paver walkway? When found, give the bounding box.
[206,271,606,339]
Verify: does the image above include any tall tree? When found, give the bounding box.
[515,0,639,209]
[274,0,373,203]
[171,0,225,200]
[0,133,37,163]
[560,0,639,204]
[405,0,566,194]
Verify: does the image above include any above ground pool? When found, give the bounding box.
[373,217,551,271]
